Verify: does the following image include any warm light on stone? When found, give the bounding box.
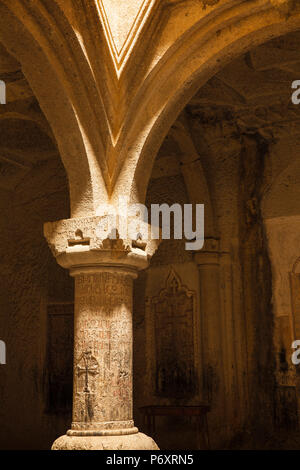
[1,0,300,451]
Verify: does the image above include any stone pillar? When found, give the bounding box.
[44,216,159,450]
[194,239,226,442]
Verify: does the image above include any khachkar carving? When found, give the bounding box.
[76,350,99,422]
[44,215,159,450]
[151,269,196,399]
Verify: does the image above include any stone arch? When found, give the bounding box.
[0,1,108,217]
[119,1,300,205]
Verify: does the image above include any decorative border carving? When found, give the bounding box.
[146,268,200,401]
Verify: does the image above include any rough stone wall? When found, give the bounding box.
[0,155,72,449]
[181,32,300,446]
[187,114,277,447]
[262,136,300,435]
[238,135,275,441]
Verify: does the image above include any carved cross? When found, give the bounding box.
[77,350,99,393]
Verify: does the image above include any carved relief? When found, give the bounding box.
[151,269,196,399]
[77,351,99,394]
[44,215,157,262]
[72,271,134,429]
[76,351,99,423]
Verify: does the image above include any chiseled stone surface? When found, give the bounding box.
[71,271,134,431]
[52,432,158,450]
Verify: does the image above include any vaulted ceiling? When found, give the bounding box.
[188,30,300,139]
[186,30,300,218]
[0,41,57,191]
[149,29,300,233]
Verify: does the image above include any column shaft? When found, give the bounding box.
[69,270,136,435]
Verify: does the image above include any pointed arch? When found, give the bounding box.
[0,0,109,216]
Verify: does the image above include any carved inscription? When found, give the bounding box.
[151,269,196,399]
[73,272,133,428]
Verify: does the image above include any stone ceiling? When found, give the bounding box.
[2,26,300,202]
[187,30,300,143]
[148,29,300,233]
[184,30,300,221]
[0,41,57,191]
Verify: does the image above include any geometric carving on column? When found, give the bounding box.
[150,268,197,399]
[44,215,158,265]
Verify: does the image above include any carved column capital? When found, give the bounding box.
[44,215,159,275]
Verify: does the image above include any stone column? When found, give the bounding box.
[194,239,227,442]
[44,216,159,450]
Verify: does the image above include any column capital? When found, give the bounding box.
[44,215,159,275]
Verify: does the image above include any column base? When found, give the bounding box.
[52,432,159,450]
